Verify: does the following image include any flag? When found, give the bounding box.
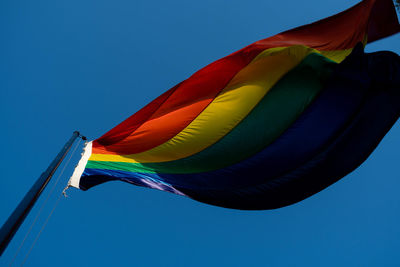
[69,0,400,209]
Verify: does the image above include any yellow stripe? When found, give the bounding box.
[91,46,351,164]
[320,49,351,62]
[320,34,367,63]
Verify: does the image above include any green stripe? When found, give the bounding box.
[87,52,336,174]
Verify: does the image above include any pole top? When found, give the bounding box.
[73,131,87,141]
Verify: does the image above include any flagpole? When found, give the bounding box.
[0,131,83,256]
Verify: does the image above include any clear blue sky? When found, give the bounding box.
[1,0,399,266]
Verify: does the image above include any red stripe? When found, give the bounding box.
[367,0,400,43]
[95,82,181,146]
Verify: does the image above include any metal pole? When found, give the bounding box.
[0,131,81,256]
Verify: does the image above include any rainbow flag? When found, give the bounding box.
[69,0,400,209]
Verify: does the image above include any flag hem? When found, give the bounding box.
[68,141,93,189]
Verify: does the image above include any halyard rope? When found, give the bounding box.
[8,138,82,266]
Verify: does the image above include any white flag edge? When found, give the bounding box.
[68,141,93,189]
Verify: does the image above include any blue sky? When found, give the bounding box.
[1,0,399,266]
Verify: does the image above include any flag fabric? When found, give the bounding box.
[69,0,400,209]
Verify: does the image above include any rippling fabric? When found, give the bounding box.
[69,0,400,209]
